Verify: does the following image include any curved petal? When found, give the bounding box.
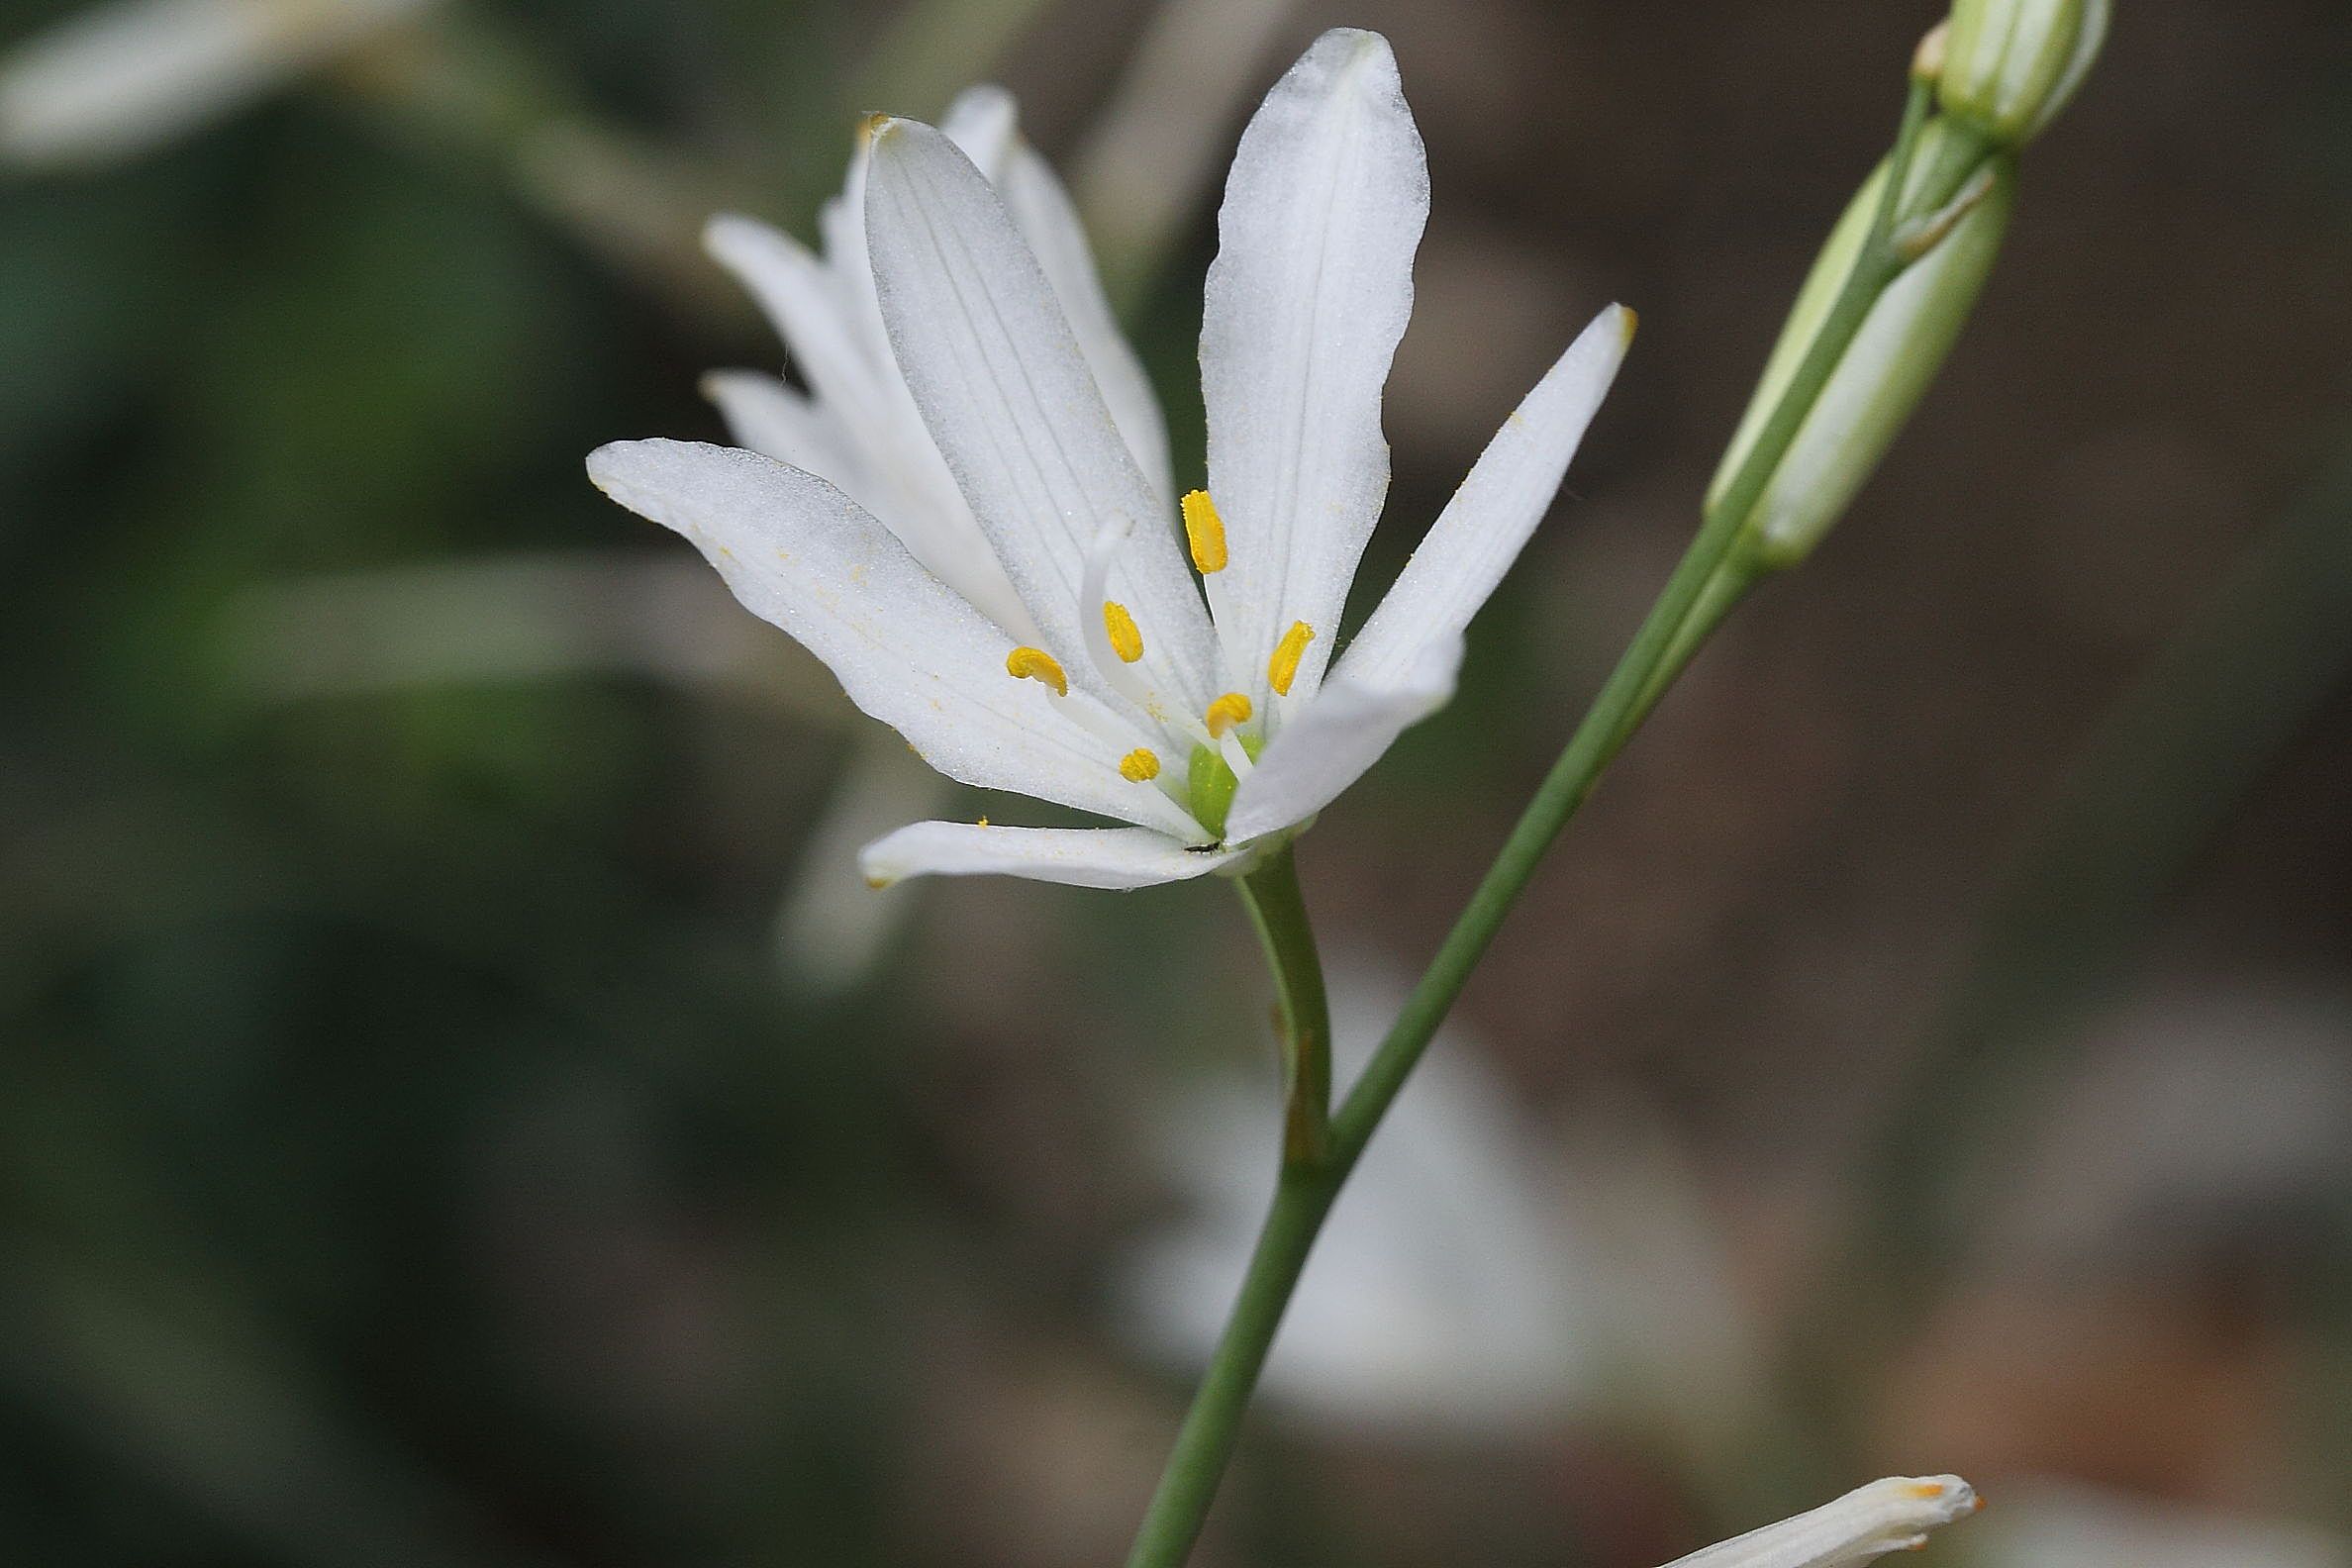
[860,821,1245,889]
[1224,633,1460,843]
[864,116,1218,717]
[587,440,1206,840]
[1339,304,1632,689]
[1199,28,1427,720]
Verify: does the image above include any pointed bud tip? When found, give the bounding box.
[1913,21,1951,82]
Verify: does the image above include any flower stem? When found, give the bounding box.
[1234,844,1332,1167]
[1124,73,1940,1568]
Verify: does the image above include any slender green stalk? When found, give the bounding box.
[1123,73,1943,1568]
[1234,845,1332,1166]
[1334,71,1935,1157]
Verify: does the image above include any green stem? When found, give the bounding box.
[1234,844,1332,1167]
[1124,72,1940,1568]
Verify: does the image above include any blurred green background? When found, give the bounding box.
[4,0,2351,1564]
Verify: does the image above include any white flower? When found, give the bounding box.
[589,27,1631,891]
[0,0,436,168]
[1663,1476,1982,1568]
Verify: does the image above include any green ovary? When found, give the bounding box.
[1187,734,1263,840]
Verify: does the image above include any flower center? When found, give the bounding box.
[1186,733,1263,839]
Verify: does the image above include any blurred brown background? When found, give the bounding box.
[3,0,2349,1564]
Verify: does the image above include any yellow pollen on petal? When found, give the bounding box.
[1119,747,1161,782]
[1005,645,1068,696]
[1205,692,1253,737]
[1102,601,1145,663]
[1180,489,1228,574]
[1907,1484,1948,1500]
[1267,620,1315,696]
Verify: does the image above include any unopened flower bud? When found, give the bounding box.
[1708,131,2016,570]
[1936,0,2108,146]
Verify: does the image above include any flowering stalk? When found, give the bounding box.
[1233,846,1332,1167]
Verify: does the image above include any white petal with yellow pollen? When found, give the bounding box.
[1223,634,1461,843]
[861,822,1246,890]
[1661,1476,1981,1568]
[587,440,1205,839]
[1198,28,1427,721]
[864,116,1218,718]
[1340,302,1634,690]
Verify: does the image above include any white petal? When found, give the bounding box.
[940,82,1018,176]
[859,822,1244,889]
[1199,28,1427,719]
[587,440,1205,839]
[1338,304,1633,690]
[707,211,1032,637]
[999,138,1175,507]
[705,214,890,447]
[864,116,1219,717]
[1662,1476,1981,1568]
[0,0,432,167]
[1223,633,1460,842]
[700,370,857,485]
[941,85,1173,504]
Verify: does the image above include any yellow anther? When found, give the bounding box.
[1181,489,1228,574]
[1119,747,1161,782]
[1267,620,1315,697]
[1005,645,1068,696]
[1102,600,1144,663]
[1205,692,1253,737]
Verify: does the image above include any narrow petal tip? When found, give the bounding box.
[701,210,754,254]
[1614,302,1639,346]
[585,435,659,481]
